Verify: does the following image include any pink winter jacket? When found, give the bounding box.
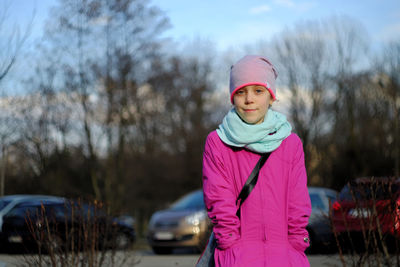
[202,131,311,267]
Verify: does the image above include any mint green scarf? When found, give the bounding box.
[216,108,292,153]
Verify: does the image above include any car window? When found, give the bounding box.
[170,191,204,211]
[82,203,107,217]
[44,204,67,218]
[0,199,11,211]
[339,183,399,201]
[71,203,106,217]
[326,192,337,205]
[6,205,41,218]
[54,202,107,220]
[310,193,325,211]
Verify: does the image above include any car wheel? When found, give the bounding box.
[305,229,316,254]
[196,236,206,253]
[114,232,132,250]
[197,228,212,253]
[45,234,64,254]
[152,246,172,254]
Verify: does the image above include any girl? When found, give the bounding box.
[202,55,311,266]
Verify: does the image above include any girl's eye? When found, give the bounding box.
[236,90,244,95]
[255,89,263,93]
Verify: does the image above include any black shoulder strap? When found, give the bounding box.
[236,152,271,218]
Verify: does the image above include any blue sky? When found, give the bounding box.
[152,0,400,49]
[5,0,400,51]
[1,0,399,95]
[1,0,399,102]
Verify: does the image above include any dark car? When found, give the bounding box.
[147,190,211,254]
[307,187,338,253]
[331,177,400,251]
[0,199,135,252]
[0,195,65,233]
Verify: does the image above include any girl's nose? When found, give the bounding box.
[245,92,254,103]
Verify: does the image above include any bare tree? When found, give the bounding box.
[0,2,32,83]
[0,95,20,196]
[271,20,331,184]
[328,16,369,137]
[264,17,370,186]
[90,0,168,209]
[0,1,33,196]
[375,41,400,177]
[33,0,169,209]
[147,49,217,189]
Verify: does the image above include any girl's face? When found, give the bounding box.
[233,85,274,125]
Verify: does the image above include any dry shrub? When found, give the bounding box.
[17,199,139,267]
[330,177,400,267]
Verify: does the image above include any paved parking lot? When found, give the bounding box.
[134,251,344,267]
[0,250,344,267]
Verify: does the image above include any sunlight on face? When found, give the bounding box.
[233,85,274,124]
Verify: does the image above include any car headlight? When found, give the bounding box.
[184,210,206,226]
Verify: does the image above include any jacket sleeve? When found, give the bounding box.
[202,134,240,250]
[288,137,312,252]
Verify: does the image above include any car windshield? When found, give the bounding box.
[170,191,204,211]
[310,193,325,211]
[0,199,11,211]
[339,182,399,201]
[6,205,42,217]
[6,203,93,218]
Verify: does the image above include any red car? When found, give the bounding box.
[330,177,400,251]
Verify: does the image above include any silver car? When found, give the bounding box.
[147,190,211,254]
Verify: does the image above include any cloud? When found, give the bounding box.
[274,0,295,8]
[273,0,316,12]
[296,2,317,12]
[249,5,272,15]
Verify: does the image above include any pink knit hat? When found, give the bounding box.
[229,55,278,104]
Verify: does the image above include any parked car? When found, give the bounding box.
[148,187,339,255]
[0,195,65,232]
[147,189,211,254]
[330,177,400,251]
[306,187,338,253]
[0,198,135,252]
